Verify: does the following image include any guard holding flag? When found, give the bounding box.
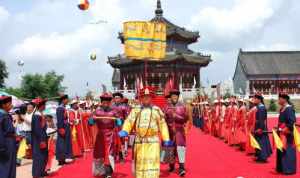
[31,98,48,178]
[0,95,16,178]
[276,92,297,175]
[253,93,272,163]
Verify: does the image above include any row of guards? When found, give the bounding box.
[191,92,300,175]
[0,93,132,178]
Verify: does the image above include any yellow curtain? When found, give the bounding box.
[123,21,166,60]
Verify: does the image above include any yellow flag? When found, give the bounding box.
[72,127,77,141]
[272,129,284,152]
[250,133,261,150]
[17,138,28,159]
[123,21,166,60]
[293,125,300,152]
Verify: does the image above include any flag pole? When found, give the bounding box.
[144,58,148,86]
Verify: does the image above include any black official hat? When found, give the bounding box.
[169,89,180,96]
[112,92,123,98]
[279,92,290,101]
[254,92,264,101]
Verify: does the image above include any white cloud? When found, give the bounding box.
[189,0,283,44]
[10,25,110,60]
[0,6,9,30]
[9,0,124,61]
[247,43,298,51]
[90,0,124,25]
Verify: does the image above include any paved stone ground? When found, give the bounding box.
[17,159,32,178]
[17,159,60,178]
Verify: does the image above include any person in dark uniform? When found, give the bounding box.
[56,94,73,165]
[276,93,297,175]
[0,95,16,178]
[31,98,48,178]
[253,93,272,163]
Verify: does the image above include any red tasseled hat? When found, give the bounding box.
[139,86,155,97]
[0,95,12,105]
[31,98,47,106]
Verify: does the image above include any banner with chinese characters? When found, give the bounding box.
[123,21,166,60]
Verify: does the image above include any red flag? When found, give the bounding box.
[164,77,174,96]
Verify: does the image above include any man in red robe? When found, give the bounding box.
[236,99,247,150]
[245,96,256,155]
[68,100,83,157]
[163,89,188,176]
[112,92,128,162]
[79,101,93,150]
[91,93,122,178]
[227,97,238,146]
[211,100,220,137]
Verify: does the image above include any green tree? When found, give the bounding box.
[269,99,277,112]
[0,59,9,88]
[20,71,65,99]
[224,88,232,99]
[44,71,66,97]
[4,87,23,98]
[86,90,94,100]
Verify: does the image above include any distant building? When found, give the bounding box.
[108,0,211,91]
[233,49,300,95]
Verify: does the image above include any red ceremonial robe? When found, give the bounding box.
[68,109,83,157]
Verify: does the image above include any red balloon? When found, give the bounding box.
[78,0,89,11]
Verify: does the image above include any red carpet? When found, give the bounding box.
[50,118,300,178]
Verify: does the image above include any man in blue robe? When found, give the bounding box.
[0,95,16,178]
[31,98,48,178]
[276,93,297,175]
[253,93,272,163]
[56,94,73,165]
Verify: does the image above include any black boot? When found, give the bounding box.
[58,160,66,166]
[105,165,113,178]
[169,164,175,172]
[119,152,124,163]
[179,163,186,177]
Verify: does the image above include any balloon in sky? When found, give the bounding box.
[78,0,90,11]
[17,60,24,66]
[90,52,97,61]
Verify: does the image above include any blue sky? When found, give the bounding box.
[0,0,299,96]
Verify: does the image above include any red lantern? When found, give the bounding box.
[78,0,90,11]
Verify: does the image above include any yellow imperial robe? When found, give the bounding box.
[123,105,170,178]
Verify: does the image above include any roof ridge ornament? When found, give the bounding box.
[155,0,163,17]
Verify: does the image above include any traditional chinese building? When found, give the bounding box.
[108,0,211,91]
[233,49,300,95]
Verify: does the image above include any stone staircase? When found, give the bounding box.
[152,95,167,109]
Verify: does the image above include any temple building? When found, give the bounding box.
[108,0,211,91]
[233,49,300,95]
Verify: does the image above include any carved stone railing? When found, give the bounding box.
[113,88,200,99]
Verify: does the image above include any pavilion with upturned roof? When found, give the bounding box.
[108,0,211,90]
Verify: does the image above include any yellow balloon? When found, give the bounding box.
[90,53,97,61]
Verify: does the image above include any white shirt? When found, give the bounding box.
[22,112,33,131]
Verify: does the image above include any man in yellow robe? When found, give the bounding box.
[119,87,171,178]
